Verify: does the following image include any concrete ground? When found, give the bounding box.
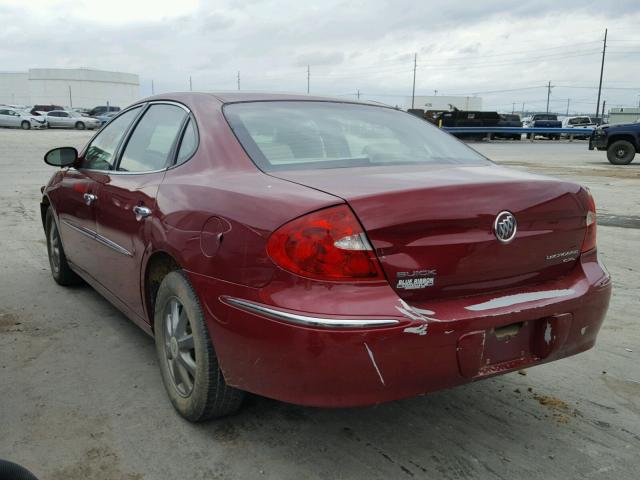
[0,130,638,480]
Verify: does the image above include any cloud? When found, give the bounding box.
[1,0,639,112]
[293,51,345,67]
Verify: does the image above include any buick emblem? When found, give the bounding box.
[494,211,517,243]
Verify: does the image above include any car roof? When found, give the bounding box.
[139,91,384,107]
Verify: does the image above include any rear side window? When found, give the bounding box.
[118,104,187,172]
[224,101,489,171]
[82,106,142,170]
[175,119,197,165]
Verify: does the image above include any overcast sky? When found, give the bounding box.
[2,0,639,113]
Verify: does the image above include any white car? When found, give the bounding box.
[44,110,101,130]
[562,116,597,138]
[562,116,597,128]
[0,108,47,129]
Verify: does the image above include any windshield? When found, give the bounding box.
[224,101,490,171]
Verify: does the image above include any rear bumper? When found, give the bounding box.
[187,250,611,407]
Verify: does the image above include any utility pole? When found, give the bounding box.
[512,102,515,114]
[522,102,525,114]
[595,28,607,120]
[566,98,570,116]
[434,89,438,96]
[411,53,417,109]
[151,80,155,95]
[189,76,192,92]
[68,85,72,108]
[546,81,553,113]
[237,71,240,91]
[307,65,310,94]
[601,100,607,121]
[357,89,360,100]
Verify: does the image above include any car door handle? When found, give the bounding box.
[83,193,97,205]
[133,205,152,221]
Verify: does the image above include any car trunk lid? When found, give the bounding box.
[270,164,589,300]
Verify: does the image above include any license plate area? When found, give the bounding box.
[456,314,573,378]
[483,321,531,366]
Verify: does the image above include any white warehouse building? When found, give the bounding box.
[0,68,140,109]
[406,95,483,111]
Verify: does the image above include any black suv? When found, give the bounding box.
[30,105,64,116]
[87,105,120,117]
[589,121,640,165]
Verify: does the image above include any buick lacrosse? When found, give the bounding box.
[41,93,611,421]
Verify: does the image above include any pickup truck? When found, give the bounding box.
[522,114,562,139]
[496,114,523,140]
[589,121,640,165]
[562,116,597,139]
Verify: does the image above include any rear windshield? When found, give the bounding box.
[223,101,490,171]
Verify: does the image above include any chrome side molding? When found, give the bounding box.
[61,219,133,257]
[223,297,399,328]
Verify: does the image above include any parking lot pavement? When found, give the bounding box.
[1,130,638,480]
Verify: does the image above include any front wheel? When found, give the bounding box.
[45,208,82,285]
[75,121,85,130]
[607,140,636,165]
[154,271,244,421]
[21,121,31,130]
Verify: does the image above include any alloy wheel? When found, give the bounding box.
[162,297,196,397]
[49,221,61,274]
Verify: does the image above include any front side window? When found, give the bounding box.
[224,101,489,171]
[81,106,142,170]
[118,104,187,172]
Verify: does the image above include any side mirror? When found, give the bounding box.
[44,147,78,167]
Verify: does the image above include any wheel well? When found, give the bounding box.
[144,252,181,328]
[608,134,638,150]
[40,196,50,230]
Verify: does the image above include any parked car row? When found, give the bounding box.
[0,104,120,130]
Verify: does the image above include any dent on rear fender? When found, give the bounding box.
[160,211,275,287]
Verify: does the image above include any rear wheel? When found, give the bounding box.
[607,140,636,165]
[21,121,30,130]
[45,208,82,285]
[154,271,244,421]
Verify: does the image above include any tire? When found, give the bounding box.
[21,121,31,130]
[607,140,636,165]
[0,460,39,480]
[45,208,82,286]
[154,271,244,421]
[75,121,85,130]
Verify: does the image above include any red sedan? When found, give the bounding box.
[41,93,611,421]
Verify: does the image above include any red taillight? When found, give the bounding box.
[581,190,597,253]
[266,204,384,281]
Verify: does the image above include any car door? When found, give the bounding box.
[93,102,190,320]
[46,112,60,127]
[0,109,10,126]
[58,111,72,127]
[10,111,24,127]
[52,106,144,278]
